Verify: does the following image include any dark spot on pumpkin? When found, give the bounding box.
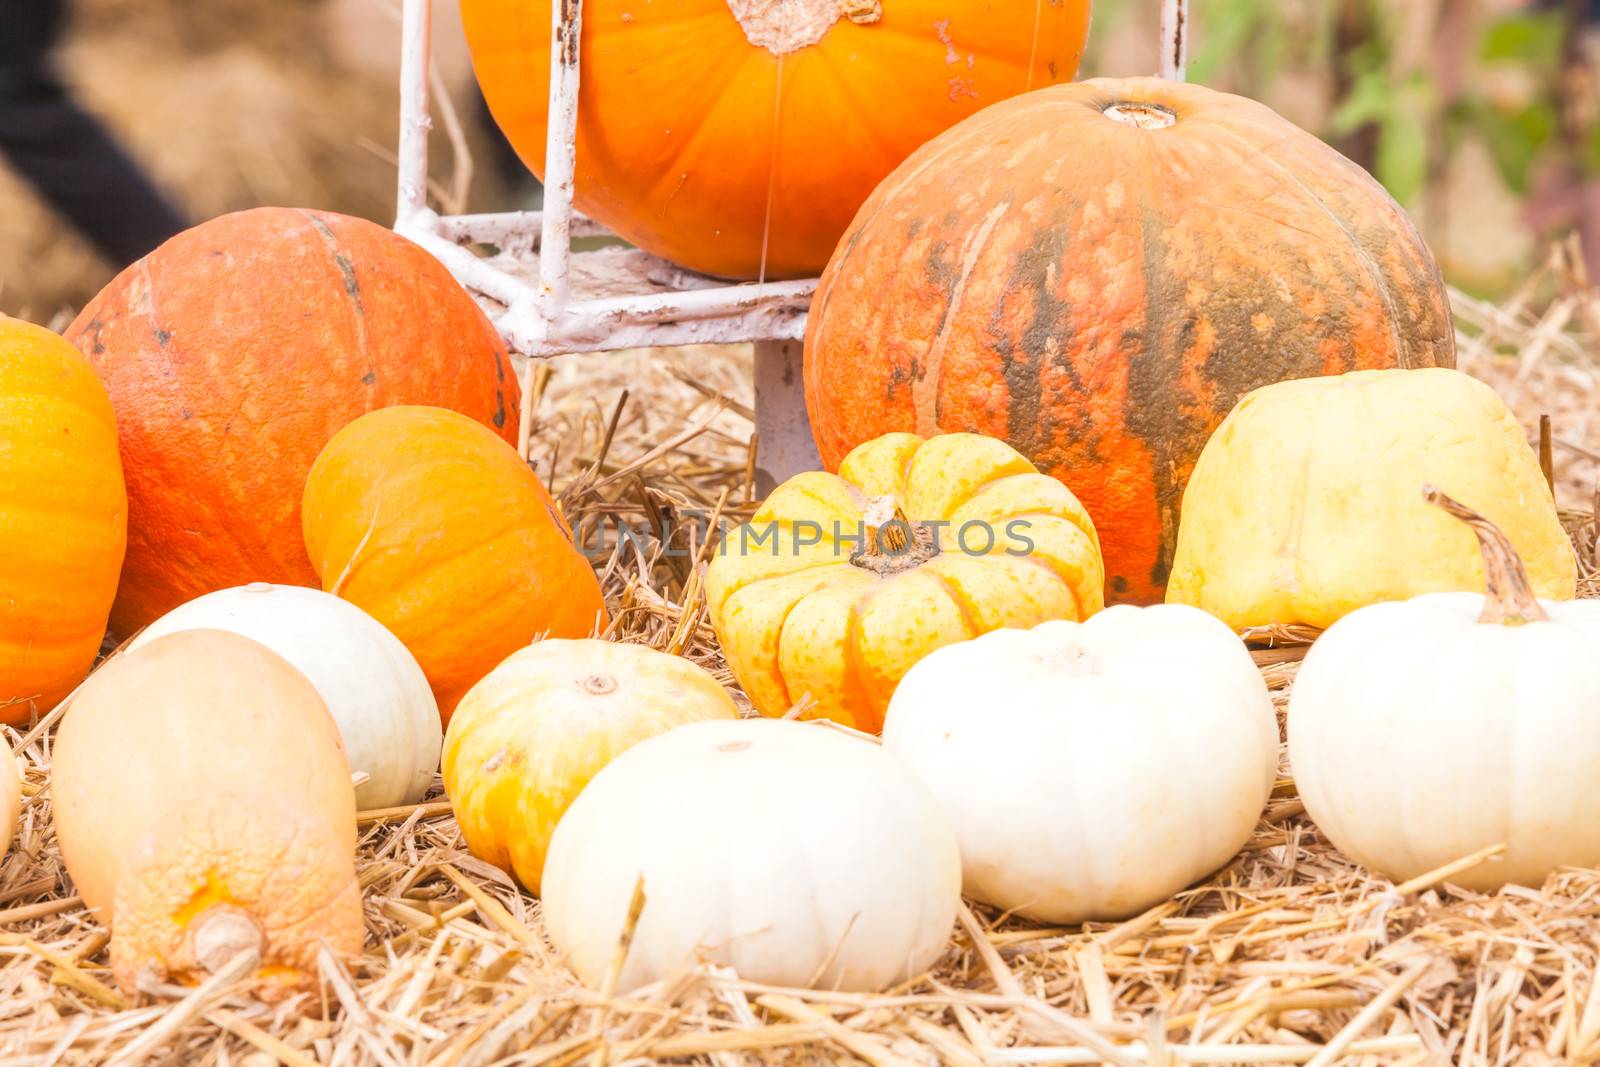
[1111,575,1128,594]
[885,362,911,402]
[305,213,364,315]
[361,371,376,386]
[153,328,172,348]
[986,224,1073,462]
[180,409,192,420]
[1047,61,1058,79]
[493,391,507,428]
[83,319,107,355]
[543,500,574,547]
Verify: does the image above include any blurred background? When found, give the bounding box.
[1,0,1595,318]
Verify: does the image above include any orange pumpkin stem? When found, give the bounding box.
[852,496,938,576]
[1422,485,1549,626]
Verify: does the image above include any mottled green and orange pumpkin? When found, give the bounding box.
[805,77,1456,603]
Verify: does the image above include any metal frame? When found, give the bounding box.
[393,0,1189,481]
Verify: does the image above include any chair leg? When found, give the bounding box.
[753,339,822,497]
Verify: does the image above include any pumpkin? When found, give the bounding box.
[65,207,519,635]
[302,406,607,722]
[804,77,1455,604]
[883,604,1277,922]
[1167,368,1575,631]
[443,639,738,893]
[460,0,1091,279]
[128,583,441,809]
[52,630,361,995]
[541,717,960,991]
[706,431,1103,733]
[1290,488,1600,891]
[1,754,19,850]
[0,316,126,721]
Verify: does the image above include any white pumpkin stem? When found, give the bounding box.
[1422,485,1549,626]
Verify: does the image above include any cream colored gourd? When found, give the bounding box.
[443,639,739,893]
[1168,368,1576,630]
[52,630,362,995]
[1290,488,1600,892]
[541,718,961,992]
[883,604,1278,923]
[130,583,441,808]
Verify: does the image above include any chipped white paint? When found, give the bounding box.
[394,0,1171,486]
[1159,0,1188,82]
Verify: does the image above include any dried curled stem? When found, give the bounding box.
[850,496,938,576]
[1422,485,1549,626]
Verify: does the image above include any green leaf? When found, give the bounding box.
[1376,104,1429,205]
[1331,69,1394,135]
[1476,101,1558,194]
[1479,13,1564,67]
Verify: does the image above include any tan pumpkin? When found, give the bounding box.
[707,432,1103,732]
[52,630,361,995]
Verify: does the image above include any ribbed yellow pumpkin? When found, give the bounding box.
[442,639,737,893]
[1167,368,1576,631]
[706,432,1104,733]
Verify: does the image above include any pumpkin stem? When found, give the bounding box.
[1104,102,1178,130]
[1421,485,1549,626]
[850,495,939,576]
[189,907,265,976]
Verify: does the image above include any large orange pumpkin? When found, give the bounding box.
[461,0,1092,279]
[66,208,519,635]
[805,78,1456,603]
[302,406,608,722]
[0,316,126,721]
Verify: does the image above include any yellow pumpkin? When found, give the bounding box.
[442,639,738,893]
[0,315,126,720]
[706,432,1104,732]
[1167,368,1576,631]
[52,630,361,995]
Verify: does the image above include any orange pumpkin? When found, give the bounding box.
[804,78,1456,603]
[0,316,126,721]
[52,630,361,996]
[302,406,607,722]
[66,207,519,635]
[461,0,1092,279]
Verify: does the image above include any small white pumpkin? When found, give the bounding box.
[129,583,440,809]
[882,603,1278,923]
[541,717,961,992]
[1290,487,1600,891]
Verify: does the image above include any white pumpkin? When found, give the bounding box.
[1290,487,1600,891]
[541,717,961,992]
[130,583,440,808]
[882,603,1278,923]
